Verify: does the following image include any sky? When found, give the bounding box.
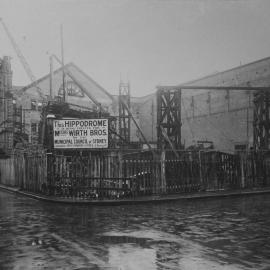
[1,0,270,96]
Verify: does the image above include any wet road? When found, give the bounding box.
[0,191,270,270]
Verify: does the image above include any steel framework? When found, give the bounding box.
[157,88,182,150]
[157,85,270,152]
[118,82,131,146]
[253,90,270,150]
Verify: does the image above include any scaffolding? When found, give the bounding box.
[157,87,182,150]
[118,81,131,147]
[253,90,270,150]
[157,85,270,153]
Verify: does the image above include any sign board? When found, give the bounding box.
[53,119,108,149]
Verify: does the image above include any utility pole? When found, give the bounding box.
[49,55,53,100]
[61,24,66,102]
[118,81,131,147]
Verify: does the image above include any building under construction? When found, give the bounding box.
[6,55,270,152]
[0,54,269,198]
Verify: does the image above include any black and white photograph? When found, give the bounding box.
[0,0,270,269]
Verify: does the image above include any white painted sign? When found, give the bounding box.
[53,119,108,149]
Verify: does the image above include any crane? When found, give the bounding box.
[0,18,45,100]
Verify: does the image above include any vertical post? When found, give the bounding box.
[246,107,249,148]
[266,92,269,149]
[177,89,182,149]
[2,80,6,151]
[151,99,154,141]
[240,153,245,188]
[61,24,66,102]
[160,149,166,194]
[118,151,122,189]
[99,153,102,198]
[199,150,203,186]
[156,89,162,149]
[118,81,131,147]
[208,92,211,115]
[49,55,53,100]
[247,92,252,149]
[142,160,145,194]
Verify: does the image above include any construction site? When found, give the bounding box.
[1,18,270,200]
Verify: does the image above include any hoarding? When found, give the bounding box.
[53,119,108,149]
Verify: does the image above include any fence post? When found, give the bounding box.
[240,153,245,188]
[118,151,123,189]
[199,150,203,187]
[160,150,166,194]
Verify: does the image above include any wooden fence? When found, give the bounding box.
[5,147,270,198]
[13,145,47,192]
[164,150,241,193]
[0,157,15,186]
[240,151,270,188]
[44,150,160,198]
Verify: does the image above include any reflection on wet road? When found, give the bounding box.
[0,191,270,269]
